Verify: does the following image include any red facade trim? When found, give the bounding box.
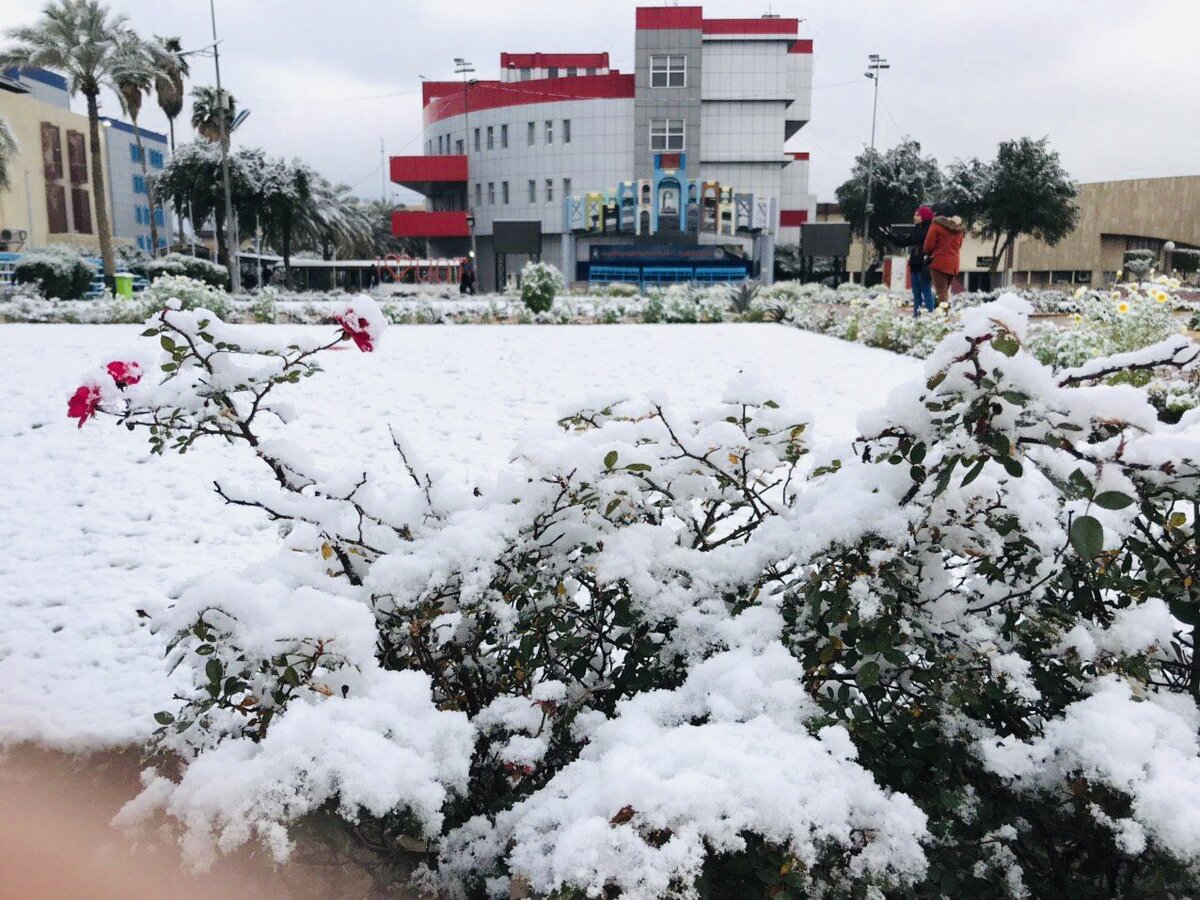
[789,39,814,53]
[390,155,468,183]
[392,210,471,238]
[790,152,810,161]
[423,73,635,126]
[702,17,799,35]
[780,210,809,227]
[500,52,609,69]
[635,6,702,29]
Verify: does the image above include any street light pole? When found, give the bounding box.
[209,0,241,292]
[454,57,478,266]
[860,54,889,286]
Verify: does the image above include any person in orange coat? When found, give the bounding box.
[922,214,966,304]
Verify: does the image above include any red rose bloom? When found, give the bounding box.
[67,384,101,428]
[334,312,374,352]
[106,361,142,389]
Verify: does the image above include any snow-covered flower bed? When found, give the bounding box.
[54,290,1200,896]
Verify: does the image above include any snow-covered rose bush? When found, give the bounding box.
[74,290,1200,896]
[519,262,564,314]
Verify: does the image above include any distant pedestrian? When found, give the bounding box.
[923,213,966,305]
[889,205,936,317]
[459,261,477,295]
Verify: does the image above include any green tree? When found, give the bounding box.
[303,179,376,260]
[2,0,132,280]
[190,85,235,144]
[0,112,16,192]
[150,36,188,153]
[835,139,942,268]
[938,156,993,228]
[112,32,160,255]
[977,137,1078,276]
[258,157,312,286]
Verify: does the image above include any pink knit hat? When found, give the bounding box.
[917,205,934,222]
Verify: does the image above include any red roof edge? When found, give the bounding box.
[703,17,799,35]
[423,73,635,126]
[790,152,810,161]
[790,39,814,53]
[780,210,809,227]
[636,6,703,29]
[392,210,471,238]
[390,155,468,184]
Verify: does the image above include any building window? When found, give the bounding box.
[545,178,554,202]
[528,179,536,203]
[520,68,531,81]
[548,67,559,78]
[70,187,92,233]
[501,124,508,149]
[650,118,685,151]
[563,177,571,198]
[545,120,553,144]
[133,174,147,194]
[486,126,494,149]
[501,181,509,204]
[129,143,140,164]
[527,121,535,145]
[473,128,480,151]
[488,182,495,204]
[455,138,464,154]
[475,182,482,206]
[567,67,577,77]
[563,119,571,144]
[586,67,596,76]
[149,149,164,168]
[66,131,87,184]
[650,55,687,88]
[155,207,165,227]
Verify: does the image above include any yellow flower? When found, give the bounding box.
[1073,287,1085,299]
[1110,291,1121,301]
[1155,292,1168,304]
[1117,301,1130,314]
[1072,313,1083,324]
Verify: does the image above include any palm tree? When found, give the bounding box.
[151,36,188,153]
[3,0,130,280]
[305,179,376,260]
[259,158,312,286]
[152,35,188,245]
[112,32,160,255]
[0,112,17,192]
[190,85,235,144]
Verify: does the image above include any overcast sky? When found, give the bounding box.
[5,0,1198,204]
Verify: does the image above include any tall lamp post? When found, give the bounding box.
[859,53,889,286]
[209,0,240,292]
[454,57,478,266]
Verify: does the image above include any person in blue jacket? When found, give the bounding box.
[890,205,936,317]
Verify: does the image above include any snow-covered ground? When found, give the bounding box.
[0,323,917,752]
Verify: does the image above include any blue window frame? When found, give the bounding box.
[133,174,146,194]
[149,149,164,169]
[129,143,139,163]
[135,207,143,225]
[154,207,164,227]
[136,235,145,250]
[158,236,167,248]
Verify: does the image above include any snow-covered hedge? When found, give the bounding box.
[68,291,1200,896]
[12,245,95,300]
[519,262,565,314]
[136,253,230,290]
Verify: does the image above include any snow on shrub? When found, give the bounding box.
[519,261,563,313]
[138,252,230,290]
[12,246,96,300]
[71,290,1200,896]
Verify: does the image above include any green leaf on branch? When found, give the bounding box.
[605,498,622,516]
[153,711,175,725]
[1094,491,1133,510]
[1070,515,1104,558]
[992,333,1020,357]
[625,463,652,472]
[205,658,223,684]
[857,661,881,687]
[604,450,618,470]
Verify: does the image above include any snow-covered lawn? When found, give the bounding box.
[0,322,917,752]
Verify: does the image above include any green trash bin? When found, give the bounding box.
[114,271,135,299]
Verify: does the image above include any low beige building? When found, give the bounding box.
[1011,175,1200,286]
[0,75,112,253]
[821,174,1199,291]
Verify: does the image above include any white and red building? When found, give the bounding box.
[390,5,815,290]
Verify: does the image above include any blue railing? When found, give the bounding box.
[589,263,749,289]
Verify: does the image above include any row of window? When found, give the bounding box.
[134,205,165,227]
[514,65,600,81]
[136,234,168,251]
[471,177,574,207]
[128,144,165,169]
[432,118,573,155]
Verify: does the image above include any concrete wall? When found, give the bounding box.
[103,121,173,251]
